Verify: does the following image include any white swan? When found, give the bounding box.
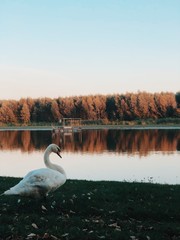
[3,144,66,198]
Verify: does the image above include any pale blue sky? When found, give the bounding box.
[0,0,180,100]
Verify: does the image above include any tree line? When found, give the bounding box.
[0,92,179,125]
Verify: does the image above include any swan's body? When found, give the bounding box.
[3,144,66,198]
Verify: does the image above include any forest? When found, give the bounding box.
[0,92,180,125]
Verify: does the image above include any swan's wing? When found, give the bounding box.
[4,168,66,197]
[27,168,66,192]
[3,170,47,197]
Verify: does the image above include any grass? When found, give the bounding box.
[0,118,180,129]
[0,177,180,240]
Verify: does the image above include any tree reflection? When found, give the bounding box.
[0,129,179,156]
[0,131,52,152]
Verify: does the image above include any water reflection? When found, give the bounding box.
[0,129,179,156]
[0,129,180,183]
[0,131,51,152]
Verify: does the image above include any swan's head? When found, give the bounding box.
[49,144,62,158]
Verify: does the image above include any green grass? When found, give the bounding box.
[1,177,180,240]
[0,117,180,129]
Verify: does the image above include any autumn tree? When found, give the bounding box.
[73,97,87,119]
[51,100,61,121]
[20,102,30,124]
[0,101,17,124]
[106,96,117,121]
[175,92,180,108]
[93,95,106,119]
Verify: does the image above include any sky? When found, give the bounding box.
[0,0,180,100]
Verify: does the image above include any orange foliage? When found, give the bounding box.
[0,92,179,124]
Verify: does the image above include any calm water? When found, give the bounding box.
[0,129,179,184]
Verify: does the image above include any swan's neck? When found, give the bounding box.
[44,150,66,177]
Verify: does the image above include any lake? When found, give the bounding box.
[0,128,179,184]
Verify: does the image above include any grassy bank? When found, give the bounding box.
[0,177,180,240]
[0,118,180,131]
[0,124,180,132]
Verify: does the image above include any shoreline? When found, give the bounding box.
[0,124,180,131]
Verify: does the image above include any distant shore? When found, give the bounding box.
[0,124,180,131]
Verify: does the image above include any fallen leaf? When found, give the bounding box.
[109,210,116,214]
[97,236,105,239]
[27,233,36,239]
[70,199,74,204]
[108,223,120,228]
[32,223,38,229]
[130,236,137,240]
[70,210,76,214]
[84,219,90,222]
[43,233,49,238]
[92,219,100,223]
[42,205,47,211]
[61,233,69,237]
[50,235,58,240]
[108,222,121,231]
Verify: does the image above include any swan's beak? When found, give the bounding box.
[57,151,62,158]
